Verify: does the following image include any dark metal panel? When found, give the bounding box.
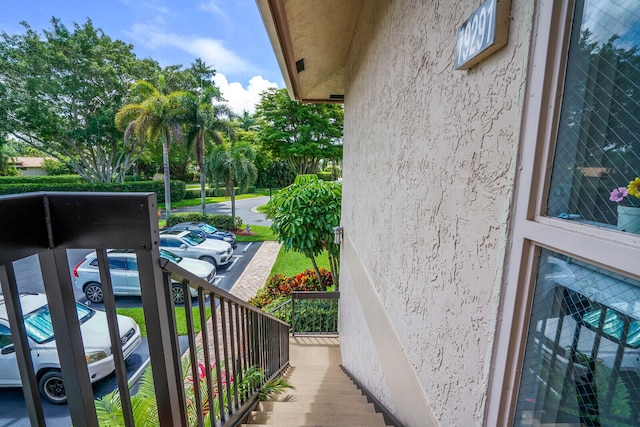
[0,193,49,265]
[96,249,134,427]
[46,192,157,249]
[136,248,187,427]
[0,264,45,426]
[40,249,99,426]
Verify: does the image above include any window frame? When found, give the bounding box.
[485,0,640,424]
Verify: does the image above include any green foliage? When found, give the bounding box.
[94,354,290,427]
[166,212,238,231]
[0,179,186,202]
[255,88,344,175]
[0,18,154,183]
[267,175,341,284]
[316,171,334,181]
[0,174,83,184]
[42,159,74,175]
[248,268,332,308]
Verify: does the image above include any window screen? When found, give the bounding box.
[546,0,640,235]
[514,249,640,426]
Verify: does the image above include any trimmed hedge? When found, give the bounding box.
[0,180,186,203]
[0,174,84,184]
[315,171,334,181]
[166,212,243,231]
[184,186,257,199]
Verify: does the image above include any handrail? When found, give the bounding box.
[0,192,290,427]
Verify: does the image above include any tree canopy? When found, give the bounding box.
[267,174,342,288]
[0,18,158,182]
[255,88,343,176]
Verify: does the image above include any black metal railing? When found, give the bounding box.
[268,291,340,336]
[0,192,290,427]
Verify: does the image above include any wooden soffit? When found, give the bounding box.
[256,0,363,103]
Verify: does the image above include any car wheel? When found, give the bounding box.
[172,283,185,305]
[199,256,217,267]
[84,282,104,303]
[39,371,66,404]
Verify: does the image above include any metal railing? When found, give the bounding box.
[0,192,290,427]
[268,291,340,336]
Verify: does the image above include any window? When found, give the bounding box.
[160,237,180,248]
[0,324,12,348]
[108,257,126,270]
[546,0,640,234]
[515,250,640,425]
[502,1,640,425]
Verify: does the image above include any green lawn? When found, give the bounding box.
[236,224,277,242]
[117,305,211,338]
[269,246,330,277]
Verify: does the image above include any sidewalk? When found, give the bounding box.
[227,240,281,301]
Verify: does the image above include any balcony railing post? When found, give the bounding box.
[40,248,99,427]
[0,264,45,427]
[137,248,187,427]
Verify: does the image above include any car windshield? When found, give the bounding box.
[160,249,183,263]
[183,232,205,245]
[200,224,218,234]
[582,308,640,348]
[24,303,95,344]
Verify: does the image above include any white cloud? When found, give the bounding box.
[214,74,277,115]
[199,1,224,16]
[127,23,249,74]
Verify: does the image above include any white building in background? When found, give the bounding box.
[257,1,640,426]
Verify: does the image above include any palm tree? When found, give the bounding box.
[185,88,234,214]
[207,141,257,229]
[115,77,191,222]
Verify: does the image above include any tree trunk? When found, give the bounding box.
[199,130,206,215]
[231,185,236,229]
[162,128,171,223]
[310,256,326,291]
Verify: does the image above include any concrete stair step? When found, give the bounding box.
[257,401,376,413]
[265,393,369,403]
[245,411,389,426]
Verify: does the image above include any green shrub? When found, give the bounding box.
[167,212,239,230]
[249,268,332,308]
[0,174,83,184]
[315,171,334,181]
[0,179,186,203]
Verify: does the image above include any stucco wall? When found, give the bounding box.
[339,0,534,425]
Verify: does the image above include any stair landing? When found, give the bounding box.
[242,336,391,427]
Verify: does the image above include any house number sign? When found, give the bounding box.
[455,0,510,70]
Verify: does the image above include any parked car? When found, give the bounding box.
[0,293,141,404]
[73,249,217,304]
[166,222,237,246]
[159,230,234,267]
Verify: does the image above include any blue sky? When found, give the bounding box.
[0,0,283,114]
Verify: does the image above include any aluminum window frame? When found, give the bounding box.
[486,1,640,424]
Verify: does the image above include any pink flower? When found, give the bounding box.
[610,187,628,202]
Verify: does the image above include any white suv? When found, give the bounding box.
[159,230,234,267]
[0,293,141,404]
[73,249,217,304]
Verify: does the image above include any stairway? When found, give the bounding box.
[241,336,391,427]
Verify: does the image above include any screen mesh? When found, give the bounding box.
[515,249,640,426]
[546,0,640,234]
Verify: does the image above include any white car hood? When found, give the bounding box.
[196,239,231,252]
[178,257,216,278]
[38,311,137,353]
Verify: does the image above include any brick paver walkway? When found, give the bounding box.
[227,241,281,301]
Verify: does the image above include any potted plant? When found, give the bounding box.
[610,177,640,233]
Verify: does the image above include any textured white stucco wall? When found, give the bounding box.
[339,1,534,425]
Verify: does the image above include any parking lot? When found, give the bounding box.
[0,241,263,427]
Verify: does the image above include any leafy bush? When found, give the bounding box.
[0,174,83,184]
[249,268,332,308]
[0,179,186,202]
[315,171,334,181]
[167,212,239,231]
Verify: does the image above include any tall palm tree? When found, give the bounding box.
[185,88,234,214]
[115,77,191,222]
[206,141,257,229]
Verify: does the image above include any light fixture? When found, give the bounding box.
[333,225,344,245]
